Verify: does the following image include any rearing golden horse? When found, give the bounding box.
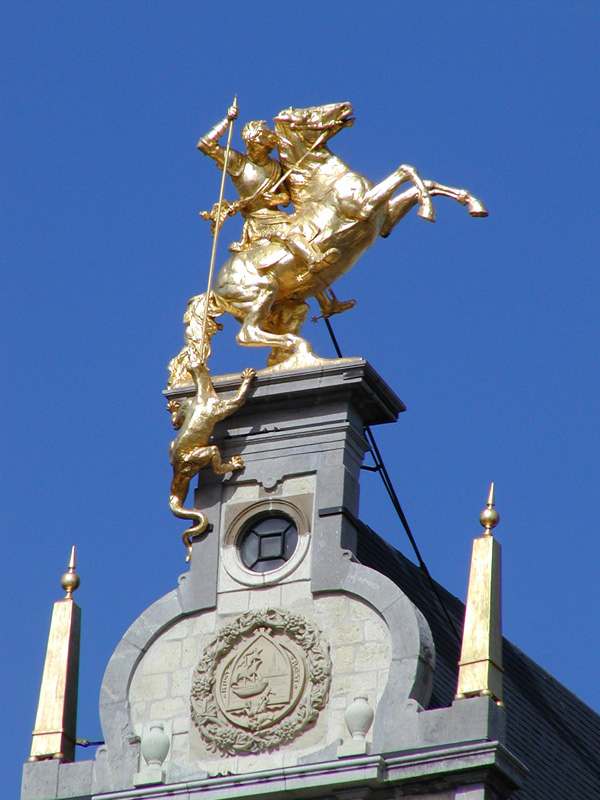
[206,101,487,367]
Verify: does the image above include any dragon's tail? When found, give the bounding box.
[169,494,208,562]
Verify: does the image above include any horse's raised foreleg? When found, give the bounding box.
[423,180,488,217]
[380,187,420,236]
[381,180,488,237]
[361,164,435,222]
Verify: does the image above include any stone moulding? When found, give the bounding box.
[191,608,331,755]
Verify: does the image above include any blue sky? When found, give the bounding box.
[2,2,599,794]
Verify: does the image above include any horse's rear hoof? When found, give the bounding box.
[468,198,488,217]
[293,340,313,356]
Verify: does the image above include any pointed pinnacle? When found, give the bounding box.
[61,545,80,598]
[479,482,500,535]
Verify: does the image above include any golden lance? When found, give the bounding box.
[200,95,238,361]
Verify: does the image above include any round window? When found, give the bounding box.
[238,513,299,573]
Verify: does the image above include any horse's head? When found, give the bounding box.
[274,102,354,150]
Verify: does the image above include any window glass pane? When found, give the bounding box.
[240,531,259,568]
[253,557,285,573]
[255,517,288,535]
[260,533,284,559]
[283,527,298,559]
[239,513,298,573]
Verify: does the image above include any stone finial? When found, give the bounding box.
[28,548,82,762]
[345,695,374,741]
[338,695,374,757]
[133,723,170,787]
[455,485,503,706]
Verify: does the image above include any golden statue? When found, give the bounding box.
[167,293,223,388]
[168,363,255,561]
[173,101,487,373]
[167,301,256,560]
[197,100,339,274]
[167,100,487,557]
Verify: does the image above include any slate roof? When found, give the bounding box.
[356,522,600,800]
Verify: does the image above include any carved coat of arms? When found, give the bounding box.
[191,609,331,754]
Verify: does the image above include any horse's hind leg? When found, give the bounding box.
[236,277,303,352]
[264,300,311,366]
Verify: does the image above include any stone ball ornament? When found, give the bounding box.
[479,505,499,533]
[60,569,80,597]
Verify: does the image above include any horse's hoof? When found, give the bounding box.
[293,340,313,356]
[418,203,436,222]
[468,198,488,217]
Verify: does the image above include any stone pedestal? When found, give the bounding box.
[164,357,406,608]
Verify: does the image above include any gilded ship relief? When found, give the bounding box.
[191,609,330,754]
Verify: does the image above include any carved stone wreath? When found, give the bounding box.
[191,608,331,755]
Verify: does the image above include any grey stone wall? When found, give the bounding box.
[22,361,522,800]
[127,590,391,778]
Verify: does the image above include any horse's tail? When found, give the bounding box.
[169,493,208,562]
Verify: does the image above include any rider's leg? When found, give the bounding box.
[284,233,321,266]
[284,233,340,270]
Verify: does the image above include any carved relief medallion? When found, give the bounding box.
[191,609,331,754]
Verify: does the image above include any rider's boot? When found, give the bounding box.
[315,290,356,319]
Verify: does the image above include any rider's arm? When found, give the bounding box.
[263,189,291,208]
[196,104,243,175]
[196,114,230,156]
